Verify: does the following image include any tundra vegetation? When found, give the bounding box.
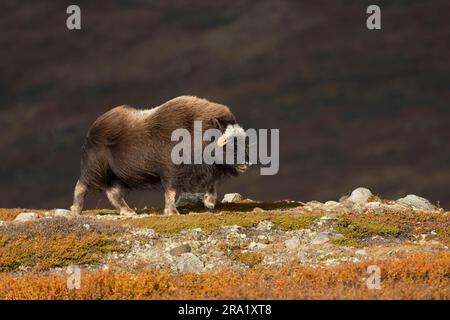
[0,189,448,299]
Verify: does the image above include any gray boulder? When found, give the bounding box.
[397,195,438,211]
[53,209,76,218]
[311,232,330,245]
[170,244,192,256]
[176,193,204,207]
[14,212,38,222]
[347,187,372,205]
[176,253,204,273]
[284,238,300,250]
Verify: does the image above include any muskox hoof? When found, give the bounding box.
[70,205,82,215]
[203,200,215,210]
[120,209,136,216]
[164,207,180,215]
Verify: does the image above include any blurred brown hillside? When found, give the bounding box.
[0,0,449,208]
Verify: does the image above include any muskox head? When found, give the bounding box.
[214,120,251,174]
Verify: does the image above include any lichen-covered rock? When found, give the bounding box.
[221,193,243,203]
[14,212,38,222]
[284,238,300,250]
[396,195,438,211]
[256,220,273,232]
[176,193,205,207]
[176,253,204,273]
[53,208,76,218]
[311,232,330,245]
[346,187,372,205]
[170,244,192,256]
[365,201,385,214]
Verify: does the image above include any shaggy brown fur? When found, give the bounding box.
[70,96,247,215]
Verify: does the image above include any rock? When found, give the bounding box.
[176,253,204,273]
[176,193,205,207]
[222,193,243,203]
[396,195,438,211]
[284,238,300,250]
[305,201,324,208]
[324,201,341,208]
[252,207,264,212]
[311,232,330,245]
[170,244,192,256]
[330,232,344,239]
[53,209,76,218]
[347,187,372,205]
[355,249,367,256]
[14,212,38,222]
[0,220,6,227]
[256,220,273,231]
[365,202,385,214]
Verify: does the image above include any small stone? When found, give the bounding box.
[222,193,243,203]
[396,195,438,211]
[355,249,367,256]
[256,220,273,231]
[347,187,372,205]
[249,241,258,249]
[252,207,264,212]
[53,209,76,218]
[330,232,344,239]
[176,253,204,273]
[170,244,192,256]
[83,223,91,230]
[176,193,205,207]
[284,238,300,250]
[311,232,330,244]
[14,212,38,222]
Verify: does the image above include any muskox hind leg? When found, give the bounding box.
[106,181,136,216]
[70,179,88,215]
[162,183,180,215]
[203,184,217,210]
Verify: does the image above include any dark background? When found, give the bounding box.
[1,0,449,209]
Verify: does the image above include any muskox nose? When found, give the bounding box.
[237,161,251,173]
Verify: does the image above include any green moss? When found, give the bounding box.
[271,214,317,230]
[124,210,317,234]
[83,209,119,216]
[125,212,268,233]
[330,237,360,247]
[334,216,403,242]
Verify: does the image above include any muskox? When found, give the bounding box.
[70,96,249,215]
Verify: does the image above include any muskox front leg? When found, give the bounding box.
[162,184,180,215]
[203,184,217,210]
[106,181,136,216]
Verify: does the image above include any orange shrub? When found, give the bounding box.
[0,252,448,300]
